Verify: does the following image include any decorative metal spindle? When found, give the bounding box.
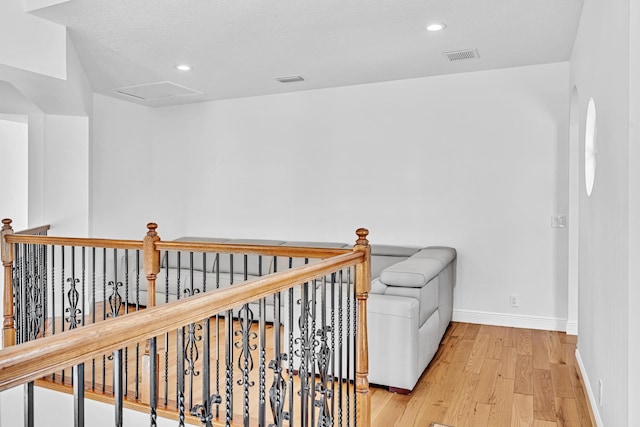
[330,273,336,423]
[287,257,295,425]
[178,326,186,426]
[82,247,86,328]
[269,289,288,427]
[102,248,106,393]
[184,252,202,411]
[73,363,85,427]
[91,248,96,390]
[61,246,66,382]
[65,247,81,330]
[149,337,158,427]
[25,381,34,427]
[298,281,310,427]
[346,270,352,427]
[338,270,344,427]
[135,251,140,399]
[259,297,266,427]
[191,312,220,427]
[215,253,221,418]
[51,246,55,381]
[311,279,318,427]
[225,253,235,425]
[352,268,358,424]
[314,277,333,427]
[41,242,48,339]
[114,349,124,427]
[164,251,170,407]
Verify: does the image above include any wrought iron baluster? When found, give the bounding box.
[41,242,48,339]
[259,296,266,427]
[149,337,158,427]
[287,257,295,426]
[177,326,186,427]
[351,268,357,425]
[61,246,66,383]
[314,277,333,427]
[102,248,106,393]
[135,250,141,400]
[215,252,221,419]
[338,270,344,427]
[91,248,96,390]
[65,246,81,330]
[164,251,170,407]
[73,363,85,427]
[269,289,288,427]
[82,247,86,328]
[25,381,34,427]
[346,270,352,427]
[114,349,123,427]
[330,273,336,424]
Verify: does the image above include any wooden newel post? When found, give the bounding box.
[354,228,371,427]
[141,222,161,405]
[2,218,15,348]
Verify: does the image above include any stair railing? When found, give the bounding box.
[1,220,371,427]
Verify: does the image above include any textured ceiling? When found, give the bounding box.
[30,0,585,108]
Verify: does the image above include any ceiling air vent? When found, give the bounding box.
[275,75,304,83]
[443,49,480,62]
[115,81,203,100]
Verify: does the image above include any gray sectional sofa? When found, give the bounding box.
[121,237,456,393]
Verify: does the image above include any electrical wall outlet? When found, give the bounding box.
[509,293,519,308]
[551,215,567,228]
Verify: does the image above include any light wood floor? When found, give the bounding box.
[370,322,595,427]
[35,316,595,427]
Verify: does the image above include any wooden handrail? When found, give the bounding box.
[0,251,364,391]
[156,240,351,258]
[14,224,51,235]
[4,234,143,250]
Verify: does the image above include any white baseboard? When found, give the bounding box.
[575,348,603,427]
[452,309,566,331]
[565,320,578,336]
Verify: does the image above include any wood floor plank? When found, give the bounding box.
[443,371,479,426]
[486,327,505,360]
[463,323,481,340]
[549,364,574,398]
[464,402,491,427]
[499,346,517,380]
[573,386,596,427]
[503,327,518,348]
[465,329,491,374]
[533,421,558,427]
[473,358,500,404]
[555,396,581,427]
[511,393,534,427]
[546,331,564,364]
[532,330,551,370]
[533,369,556,422]
[487,377,514,427]
[516,328,532,355]
[514,354,533,395]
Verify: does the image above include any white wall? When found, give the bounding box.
[0,118,29,230]
[91,94,155,239]
[0,0,66,80]
[570,0,631,425]
[92,62,570,329]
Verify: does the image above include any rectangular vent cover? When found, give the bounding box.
[275,75,304,83]
[443,49,480,62]
[115,81,203,100]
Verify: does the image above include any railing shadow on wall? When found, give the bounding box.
[0,219,372,427]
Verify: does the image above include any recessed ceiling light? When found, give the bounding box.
[427,23,447,32]
[175,64,192,71]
